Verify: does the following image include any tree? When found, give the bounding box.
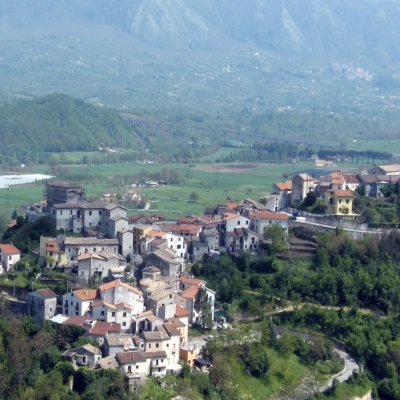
[263,223,287,252]
[194,288,213,328]
[190,191,200,202]
[304,191,317,207]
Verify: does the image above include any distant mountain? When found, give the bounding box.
[0,94,140,164]
[1,0,399,61]
[0,0,400,130]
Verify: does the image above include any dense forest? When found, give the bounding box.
[0,94,141,166]
[1,93,400,168]
[188,229,400,398]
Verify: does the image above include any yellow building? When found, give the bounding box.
[324,189,354,215]
[132,224,153,250]
[39,236,68,267]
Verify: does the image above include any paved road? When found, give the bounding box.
[328,349,359,385]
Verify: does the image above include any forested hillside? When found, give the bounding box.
[0,94,140,166]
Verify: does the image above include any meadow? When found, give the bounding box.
[0,157,363,220]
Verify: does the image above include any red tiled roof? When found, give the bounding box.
[253,211,288,221]
[175,305,190,317]
[0,244,21,255]
[275,181,292,191]
[36,288,57,299]
[181,285,199,299]
[180,277,204,286]
[89,321,121,336]
[63,316,92,330]
[72,289,98,301]
[328,190,354,197]
[99,280,142,296]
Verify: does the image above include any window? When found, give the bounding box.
[70,210,72,215]
[99,210,102,215]
[339,199,342,204]
[237,221,240,225]
[76,312,79,316]
[170,238,173,242]
[128,366,131,373]
[156,343,159,348]
[60,210,63,215]
[177,245,181,249]
[123,322,126,327]
[70,301,73,306]
[50,308,53,312]
[158,368,161,372]
[89,211,92,216]
[101,311,105,316]
[123,312,127,317]
[149,344,151,348]
[136,365,139,369]
[346,199,350,204]
[112,312,115,317]
[246,220,249,225]
[98,222,101,226]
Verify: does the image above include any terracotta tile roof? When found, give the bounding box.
[328,190,354,197]
[7,219,17,228]
[180,277,204,286]
[116,351,147,364]
[275,181,292,191]
[225,201,240,208]
[91,300,132,310]
[72,289,98,301]
[99,280,142,296]
[137,310,155,319]
[175,305,190,317]
[163,323,181,336]
[63,316,93,329]
[253,211,289,221]
[146,230,168,238]
[181,285,199,300]
[36,288,57,299]
[343,174,360,183]
[89,322,121,336]
[0,244,21,255]
[165,317,186,328]
[77,253,105,261]
[223,213,241,221]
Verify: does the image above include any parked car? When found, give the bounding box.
[204,335,214,341]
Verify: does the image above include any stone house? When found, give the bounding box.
[143,248,184,277]
[28,288,57,325]
[99,280,144,317]
[0,244,21,272]
[291,174,316,205]
[250,211,289,236]
[64,237,120,263]
[62,344,102,368]
[77,252,125,283]
[62,289,98,317]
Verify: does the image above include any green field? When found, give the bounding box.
[317,139,400,154]
[0,158,363,219]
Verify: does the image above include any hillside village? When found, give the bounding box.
[1,163,400,393]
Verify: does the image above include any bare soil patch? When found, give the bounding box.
[193,163,264,173]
